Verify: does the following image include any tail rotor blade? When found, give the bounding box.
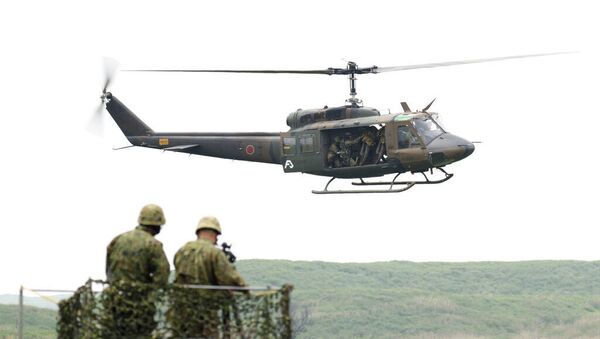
[102,57,119,93]
[87,102,105,136]
[88,57,118,136]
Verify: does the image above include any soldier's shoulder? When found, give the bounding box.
[177,240,201,252]
[145,233,164,249]
[198,240,220,252]
[206,244,227,261]
[192,240,222,259]
[130,227,158,240]
[112,228,159,247]
[109,229,136,244]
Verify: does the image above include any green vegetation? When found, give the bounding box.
[0,304,55,339]
[2,260,599,338]
[237,260,600,338]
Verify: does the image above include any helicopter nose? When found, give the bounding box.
[427,134,474,166]
[463,143,475,158]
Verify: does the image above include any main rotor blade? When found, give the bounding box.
[124,68,335,75]
[373,52,573,73]
[123,52,572,77]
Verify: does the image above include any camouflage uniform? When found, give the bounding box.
[106,225,170,284]
[174,238,245,286]
[374,128,387,164]
[347,129,377,166]
[326,139,341,168]
[170,217,246,338]
[103,205,169,338]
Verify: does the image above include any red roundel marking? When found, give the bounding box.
[245,144,255,155]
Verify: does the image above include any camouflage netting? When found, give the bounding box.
[57,279,293,339]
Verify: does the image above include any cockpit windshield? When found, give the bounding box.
[413,117,444,144]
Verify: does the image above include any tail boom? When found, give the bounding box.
[105,93,282,165]
[130,133,282,164]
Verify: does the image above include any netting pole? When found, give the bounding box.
[281,284,293,339]
[18,285,23,339]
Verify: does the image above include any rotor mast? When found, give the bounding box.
[346,62,362,106]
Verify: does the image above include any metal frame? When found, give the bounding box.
[312,174,416,194]
[17,287,75,339]
[352,167,454,186]
[311,167,453,194]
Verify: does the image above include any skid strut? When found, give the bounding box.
[352,167,453,187]
[312,174,416,194]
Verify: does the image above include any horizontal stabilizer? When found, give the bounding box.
[164,144,200,150]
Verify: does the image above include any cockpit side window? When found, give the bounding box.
[413,118,444,145]
[397,125,420,149]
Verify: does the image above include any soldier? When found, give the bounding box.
[373,127,386,164]
[170,216,246,338]
[104,204,170,338]
[345,127,377,166]
[106,204,170,284]
[326,136,342,168]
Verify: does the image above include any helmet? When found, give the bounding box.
[196,216,222,235]
[138,204,166,226]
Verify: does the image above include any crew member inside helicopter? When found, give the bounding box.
[397,125,420,149]
[326,136,343,168]
[345,127,377,166]
[374,127,386,163]
[326,126,386,168]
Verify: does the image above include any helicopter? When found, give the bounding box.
[95,53,566,194]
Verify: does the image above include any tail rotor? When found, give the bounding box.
[87,57,118,136]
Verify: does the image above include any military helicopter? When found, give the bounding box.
[95,53,565,194]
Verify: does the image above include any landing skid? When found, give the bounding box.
[353,167,454,186]
[312,168,453,194]
[312,173,416,194]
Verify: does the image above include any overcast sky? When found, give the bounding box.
[0,0,598,294]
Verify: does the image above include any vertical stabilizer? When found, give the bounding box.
[105,93,154,137]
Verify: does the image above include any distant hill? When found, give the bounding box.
[3,260,599,338]
[0,294,68,310]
